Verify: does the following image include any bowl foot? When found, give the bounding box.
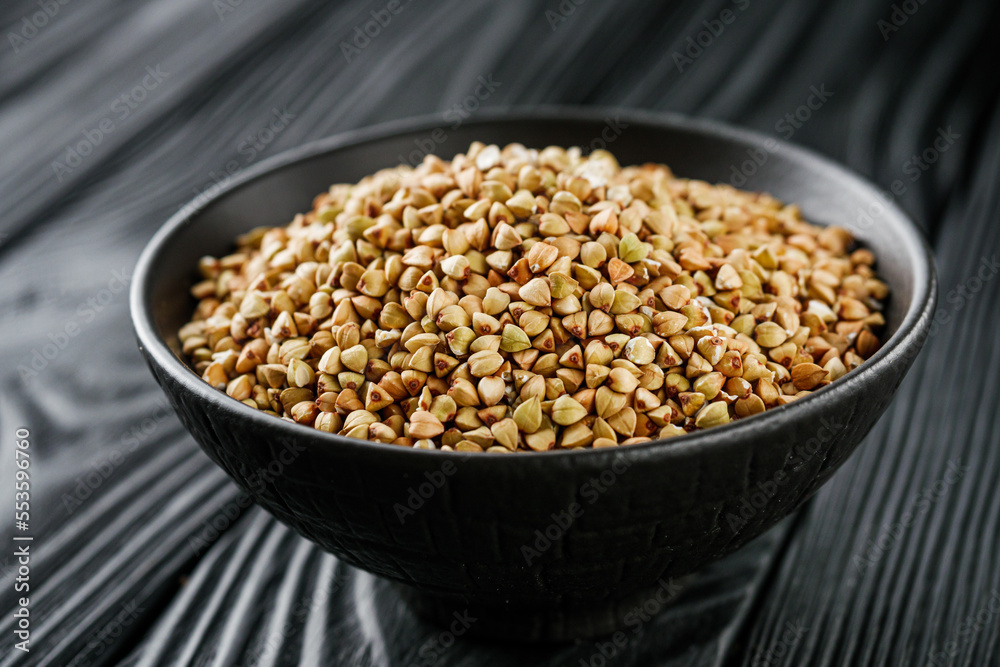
[393,576,692,643]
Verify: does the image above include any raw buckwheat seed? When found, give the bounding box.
[179,142,889,452]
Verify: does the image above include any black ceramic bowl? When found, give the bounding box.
[131,108,936,641]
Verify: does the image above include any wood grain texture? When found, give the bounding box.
[0,0,997,665]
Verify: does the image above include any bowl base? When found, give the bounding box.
[394,575,693,643]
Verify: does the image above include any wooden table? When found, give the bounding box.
[1,1,998,664]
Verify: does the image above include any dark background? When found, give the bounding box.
[1,0,999,665]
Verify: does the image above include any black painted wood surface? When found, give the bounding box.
[0,0,998,665]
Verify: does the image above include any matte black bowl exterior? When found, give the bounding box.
[131,108,936,641]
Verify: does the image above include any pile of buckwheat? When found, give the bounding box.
[178,142,888,452]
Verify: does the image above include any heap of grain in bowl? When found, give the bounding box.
[178,142,889,452]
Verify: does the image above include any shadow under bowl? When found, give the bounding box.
[130,107,936,642]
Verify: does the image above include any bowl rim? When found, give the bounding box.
[130,105,937,463]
